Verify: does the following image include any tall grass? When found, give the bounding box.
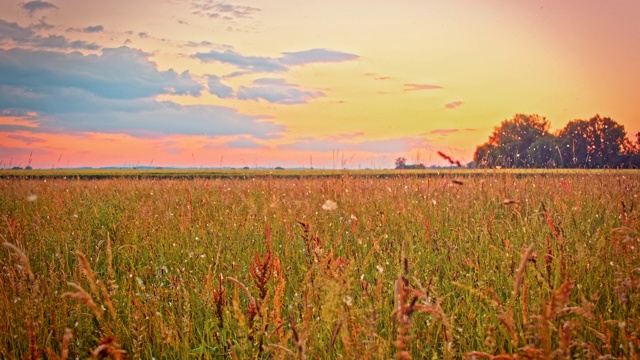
[1,173,638,358]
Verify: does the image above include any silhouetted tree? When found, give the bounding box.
[395,157,407,169]
[526,134,561,167]
[556,115,630,168]
[474,114,550,167]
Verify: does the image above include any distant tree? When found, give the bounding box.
[474,114,550,167]
[556,115,629,168]
[628,132,640,168]
[525,134,560,167]
[395,157,407,169]
[25,166,32,170]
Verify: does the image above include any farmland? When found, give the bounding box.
[1,170,639,359]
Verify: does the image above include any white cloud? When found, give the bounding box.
[237,78,324,104]
[193,48,359,73]
[0,47,284,139]
[207,75,234,98]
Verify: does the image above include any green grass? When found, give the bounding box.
[1,172,639,359]
[2,168,639,179]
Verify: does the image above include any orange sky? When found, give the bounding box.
[1,0,639,169]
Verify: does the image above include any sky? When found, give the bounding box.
[1,0,639,169]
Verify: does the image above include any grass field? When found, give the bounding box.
[1,171,639,359]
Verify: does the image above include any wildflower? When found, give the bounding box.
[322,199,338,211]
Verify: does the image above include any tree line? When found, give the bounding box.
[473,114,640,168]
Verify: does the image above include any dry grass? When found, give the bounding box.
[1,172,639,358]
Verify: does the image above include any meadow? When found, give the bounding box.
[1,170,638,359]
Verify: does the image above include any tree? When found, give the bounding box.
[395,157,407,169]
[525,134,560,167]
[556,115,629,168]
[474,114,550,167]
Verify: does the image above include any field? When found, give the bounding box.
[1,170,639,359]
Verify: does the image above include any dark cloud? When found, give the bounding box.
[31,34,100,50]
[0,19,100,50]
[403,83,443,91]
[0,19,34,42]
[207,75,234,98]
[280,48,359,65]
[237,78,324,104]
[445,101,463,109]
[31,19,54,31]
[193,48,359,73]
[22,1,58,16]
[0,47,283,139]
[83,25,104,33]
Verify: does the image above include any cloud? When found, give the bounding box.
[404,83,443,91]
[193,48,359,73]
[0,19,100,50]
[430,129,459,135]
[223,137,263,149]
[7,134,44,144]
[191,1,261,20]
[280,48,359,66]
[31,19,54,31]
[445,101,463,109]
[0,47,284,139]
[83,25,104,33]
[0,19,34,42]
[0,47,202,100]
[207,75,234,98]
[22,1,58,16]
[30,34,100,50]
[237,78,324,104]
[193,49,287,72]
[186,40,214,47]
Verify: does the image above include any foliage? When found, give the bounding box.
[395,157,426,170]
[556,115,633,168]
[474,114,640,168]
[1,172,639,358]
[475,114,551,168]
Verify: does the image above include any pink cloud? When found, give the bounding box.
[430,129,459,135]
[445,101,463,109]
[404,83,443,91]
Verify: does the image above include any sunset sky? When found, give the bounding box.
[1,0,639,169]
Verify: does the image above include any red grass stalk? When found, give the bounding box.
[213,273,227,329]
[250,228,273,301]
[512,244,533,302]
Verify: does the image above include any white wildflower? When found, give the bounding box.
[322,199,338,211]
